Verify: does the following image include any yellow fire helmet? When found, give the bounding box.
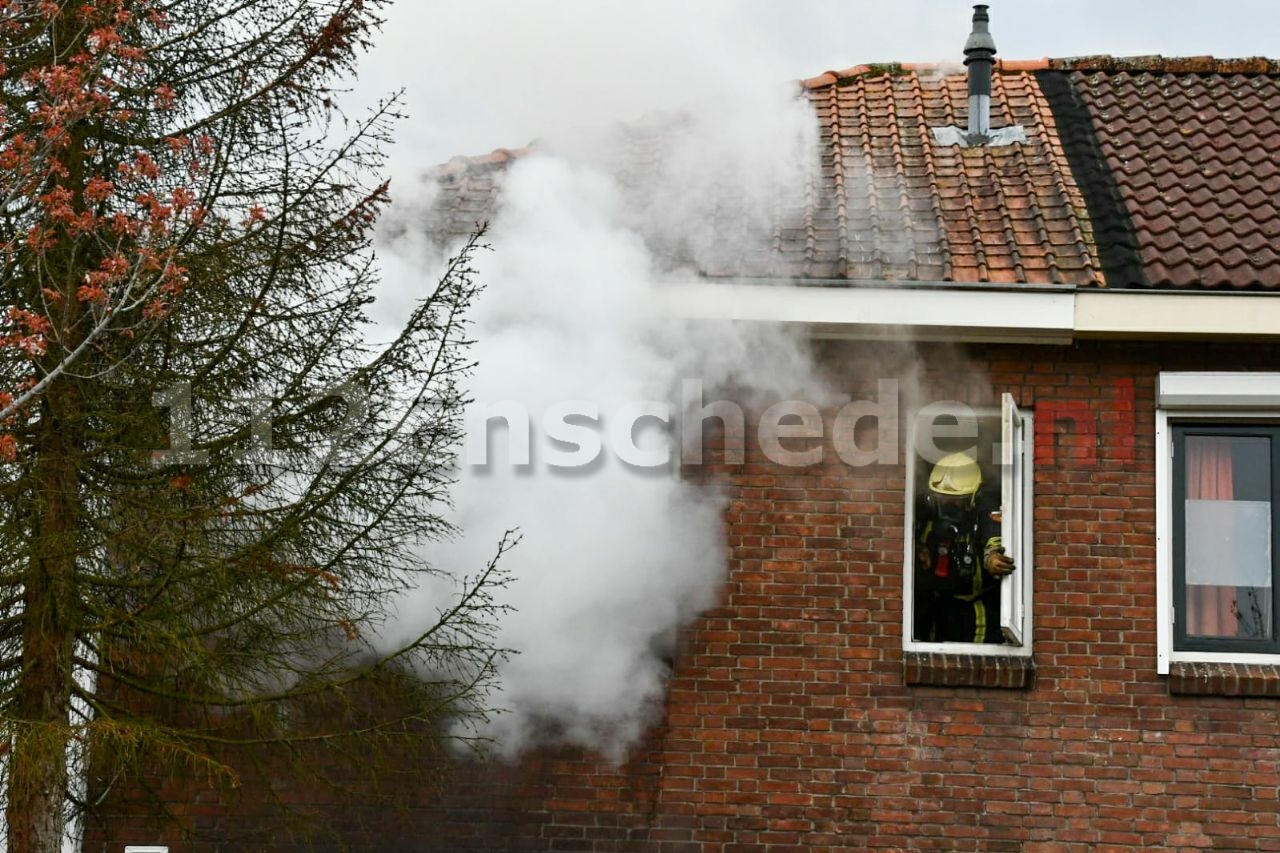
[928,452,982,497]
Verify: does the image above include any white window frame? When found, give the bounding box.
[1156,372,1280,674]
[902,395,1034,658]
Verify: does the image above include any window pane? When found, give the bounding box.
[1183,435,1273,641]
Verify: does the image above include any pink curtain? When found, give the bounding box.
[1185,436,1237,637]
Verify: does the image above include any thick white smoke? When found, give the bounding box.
[371,1,827,759]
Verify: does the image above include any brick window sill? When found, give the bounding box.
[903,651,1035,689]
[1167,661,1280,697]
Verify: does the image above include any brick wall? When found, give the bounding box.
[86,340,1280,852]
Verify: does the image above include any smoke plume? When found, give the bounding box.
[372,1,832,760]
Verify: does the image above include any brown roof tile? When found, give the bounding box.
[1041,62,1280,288]
[796,66,1099,284]
[425,55,1280,291]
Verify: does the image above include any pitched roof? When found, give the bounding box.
[796,61,1096,285]
[426,56,1280,290]
[1045,58,1280,289]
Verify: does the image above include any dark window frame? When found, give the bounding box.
[1171,422,1280,655]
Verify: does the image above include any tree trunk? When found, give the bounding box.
[7,413,78,853]
[7,468,78,845]
[7,695,71,853]
[8,5,89,845]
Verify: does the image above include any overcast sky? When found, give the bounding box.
[353,0,1280,171]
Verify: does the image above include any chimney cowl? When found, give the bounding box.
[963,4,996,63]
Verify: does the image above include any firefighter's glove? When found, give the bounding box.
[984,548,1016,577]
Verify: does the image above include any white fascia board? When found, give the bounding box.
[660,282,1280,344]
[661,281,1075,344]
[1076,291,1280,339]
[1157,371,1280,408]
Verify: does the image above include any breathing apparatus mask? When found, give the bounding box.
[922,453,983,581]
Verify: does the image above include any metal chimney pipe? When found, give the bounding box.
[963,4,997,137]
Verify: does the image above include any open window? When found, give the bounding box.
[903,394,1034,657]
[999,394,1029,645]
[1157,372,1280,674]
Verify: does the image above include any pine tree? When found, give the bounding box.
[0,2,508,849]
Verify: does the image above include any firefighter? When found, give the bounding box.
[913,452,1016,643]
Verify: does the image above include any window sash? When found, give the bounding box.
[1000,393,1028,646]
[1171,423,1280,655]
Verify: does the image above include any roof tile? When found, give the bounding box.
[425,55,1280,290]
[1044,62,1280,288]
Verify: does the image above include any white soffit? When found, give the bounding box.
[659,282,1280,344]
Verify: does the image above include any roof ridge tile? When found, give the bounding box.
[1050,55,1280,74]
[435,146,534,177]
[801,55,1280,91]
